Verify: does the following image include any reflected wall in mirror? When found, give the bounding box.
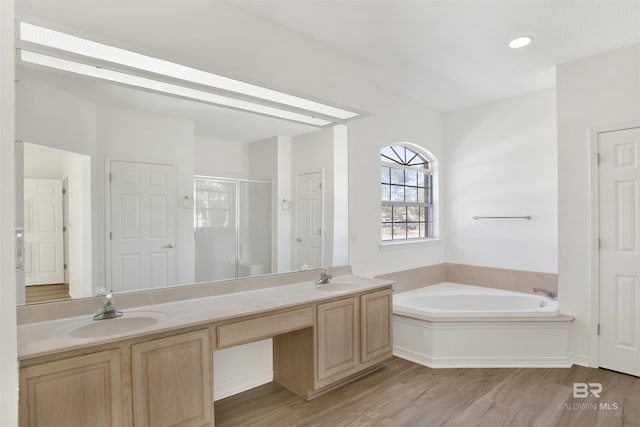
[15,35,349,305]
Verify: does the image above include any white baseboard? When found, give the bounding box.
[570,353,591,367]
[394,346,572,368]
[213,371,273,401]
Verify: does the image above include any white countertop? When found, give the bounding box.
[18,275,392,360]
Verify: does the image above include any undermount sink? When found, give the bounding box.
[69,311,168,339]
[315,283,359,292]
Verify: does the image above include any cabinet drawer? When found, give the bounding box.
[217,307,313,348]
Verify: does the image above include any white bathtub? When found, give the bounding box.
[393,283,558,318]
[392,283,572,368]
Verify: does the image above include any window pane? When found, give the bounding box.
[407,206,420,222]
[417,172,425,187]
[393,206,407,222]
[419,207,425,221]
[405,170,417,186]
[405,187,417,203]
[381,184,390,202]
[382,223,393,241]
[390,185,404,202]
[419,222,426,238]
[393,223,407,240]
[381,146,399,163]
[391,168,404,185]
[417,188,425,203]
[381,205,392,222]
[381,167,390,184]
[407,223,420,239]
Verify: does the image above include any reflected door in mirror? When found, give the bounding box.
[24,179,64,285]
[296,172,323,269]
[110,161,177,292]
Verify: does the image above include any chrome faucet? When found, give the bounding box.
[315,268,332,285]
[533,288,557,300]
[94,290,123,320]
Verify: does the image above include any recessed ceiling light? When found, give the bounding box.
[19,50,333,127]
[18,21,359,121]
[508,36,533,49]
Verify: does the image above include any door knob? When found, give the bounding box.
[164,243,175,248]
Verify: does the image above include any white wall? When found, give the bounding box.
[556,44,640,365]
[62,153,92,299]
[333,125,349,266]
[444,89,558,273]
[348,90,446,277]
[0,1,18,425]
[276,136,293,272]
[194,136,249,178]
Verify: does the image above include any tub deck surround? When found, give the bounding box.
[375,263,558,295]
[17,270,394,427]
[392,283,574,369]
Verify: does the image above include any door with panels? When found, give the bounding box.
[598,127,640,377]
[295,171,323,269]
[23,179,64,285]
[110,160,178,292]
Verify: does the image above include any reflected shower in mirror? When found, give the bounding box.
[16,59,349,305]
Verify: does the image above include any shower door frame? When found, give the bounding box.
[194,175,273,280]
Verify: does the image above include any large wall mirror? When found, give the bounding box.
[14,7,350,305]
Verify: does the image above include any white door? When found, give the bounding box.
[599,127,640,377]
[110,161,178,292]
[24,179,64,285]
[295,172,323,269]
[62,177,69,284]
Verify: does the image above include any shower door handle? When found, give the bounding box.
[163,242,175,249]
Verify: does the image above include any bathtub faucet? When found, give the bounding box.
[533,288,557,300]
[316,268,332,285]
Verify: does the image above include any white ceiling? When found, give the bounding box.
[15,0,640,118]
[233,0,640,112]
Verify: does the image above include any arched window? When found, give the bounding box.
[380,144,435,241]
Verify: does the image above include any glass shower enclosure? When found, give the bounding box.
[194,176,272,282]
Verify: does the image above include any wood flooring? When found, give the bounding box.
[25,283,70,304]
[215,357,640,427]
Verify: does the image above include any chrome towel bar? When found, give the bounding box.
[472,215,531,220]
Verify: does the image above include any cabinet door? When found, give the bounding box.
[19,350,123,427]
[132,329,212,427]
[361,289,393,364]
[317,297,359,381]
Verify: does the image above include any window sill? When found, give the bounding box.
[379,238,443,251]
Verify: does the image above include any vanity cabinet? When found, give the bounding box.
[360,289,393,363]
[19,329,212,427]
[131,329,212,427]
[274,288,393,399]
[18,280,393,426]
[19,350,123,427]
[316,297,359,382]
